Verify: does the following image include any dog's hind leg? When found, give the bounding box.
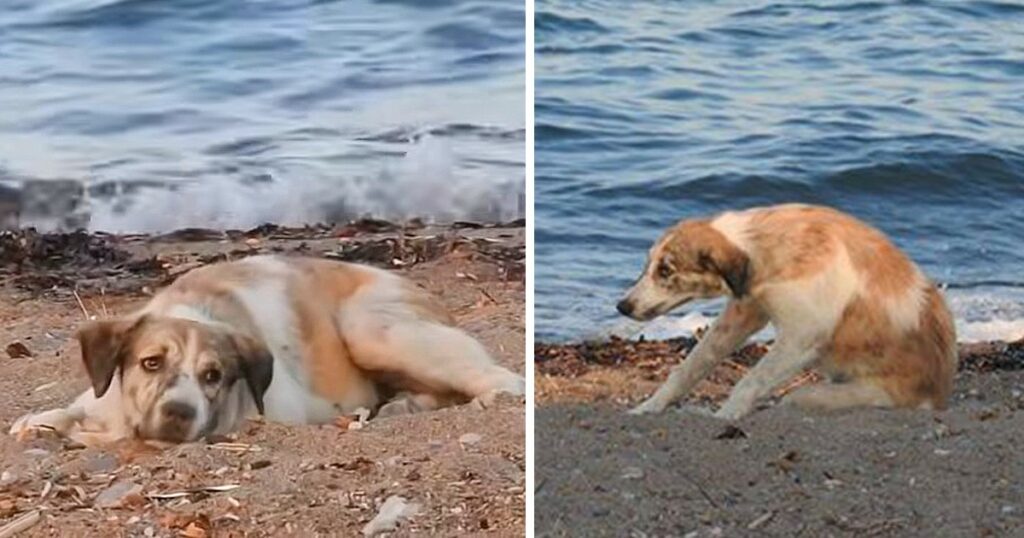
[341,310,524,403]
[630,299,769,415]
[781,380,894,412]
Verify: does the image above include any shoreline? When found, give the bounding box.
[535,335,1023,406]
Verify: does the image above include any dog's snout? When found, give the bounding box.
[161,401,196,422]
[616,298,635,317]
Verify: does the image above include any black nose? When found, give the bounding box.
[161,401,196,422]
[616,298,634,316]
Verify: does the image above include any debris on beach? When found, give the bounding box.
[4,342,32,359]
[362,495,420,536]
[0,219,525,297]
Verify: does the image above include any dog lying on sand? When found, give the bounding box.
[10,255,524,445]
[618,204,957,419]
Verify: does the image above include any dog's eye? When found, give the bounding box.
[202,369,222,385]
[140,356,163,372]
[657,260,673,279]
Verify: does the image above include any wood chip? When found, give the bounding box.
[148,484,240,500]
[0,510,41,538]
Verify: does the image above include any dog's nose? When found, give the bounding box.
[616,298,634,317]
[161,401,196,422]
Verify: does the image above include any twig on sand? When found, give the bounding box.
[72,289,92,320]
[99,287,109,317]
[681,474,720,510]
[0,510,41,538]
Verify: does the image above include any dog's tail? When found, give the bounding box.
[338,271,524,400]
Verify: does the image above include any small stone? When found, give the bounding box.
[5,342,33,359]
[362,495,420,536]
[94,480,143,508]
[0,470,16,486]
[23,448,50,458]
[621,467,644,480]
[1002,505,1016,515]
[459,433,483,447]
[144,527,155,538]
[85,453,119,474]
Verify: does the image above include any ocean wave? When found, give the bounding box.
[83,135,523,233]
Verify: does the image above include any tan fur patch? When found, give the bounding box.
[286,262,376,404]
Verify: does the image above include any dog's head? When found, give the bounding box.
[617,219,751,321]
[76,316,273,443]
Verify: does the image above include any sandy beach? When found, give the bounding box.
[535,335,1024,536]
[0,220,525,537]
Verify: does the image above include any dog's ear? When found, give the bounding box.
[719,253,751,298]
[77,316,146,398]
[705,243,752,298]
[229,334,273,415]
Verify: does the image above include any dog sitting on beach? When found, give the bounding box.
[9,255,524,445]
[618,203,957,419]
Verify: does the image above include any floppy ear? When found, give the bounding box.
[229,334,274,415]
[76,316,146,398]
[718,254,751,298]
[701,242,752,298]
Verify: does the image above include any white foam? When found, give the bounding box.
[590,290,1024,345]
[86,135,522,233]
[948,290,1024,343]
[956,319,1024,343]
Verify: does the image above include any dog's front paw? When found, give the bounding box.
[9,408,81,440]
[712,405,747,421]
[628,397,667,415]
[677,404,716,418]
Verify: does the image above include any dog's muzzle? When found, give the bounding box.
[616,298,636,317]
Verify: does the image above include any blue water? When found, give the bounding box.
[536,0,1024,342]
[0,0,524,231]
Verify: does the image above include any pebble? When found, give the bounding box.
[620,467,645,480]
[85,453,119,474]
[459,433,483,447]
[362,495,420,537]
[94,480,142,508]
[23,448,50,458]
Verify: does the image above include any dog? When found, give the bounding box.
[9,255,524,445]
[618,204,957,419]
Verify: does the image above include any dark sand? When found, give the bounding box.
[535,338,1024,537]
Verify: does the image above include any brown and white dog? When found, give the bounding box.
[9,255,524,445]
[618,204,957,419]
